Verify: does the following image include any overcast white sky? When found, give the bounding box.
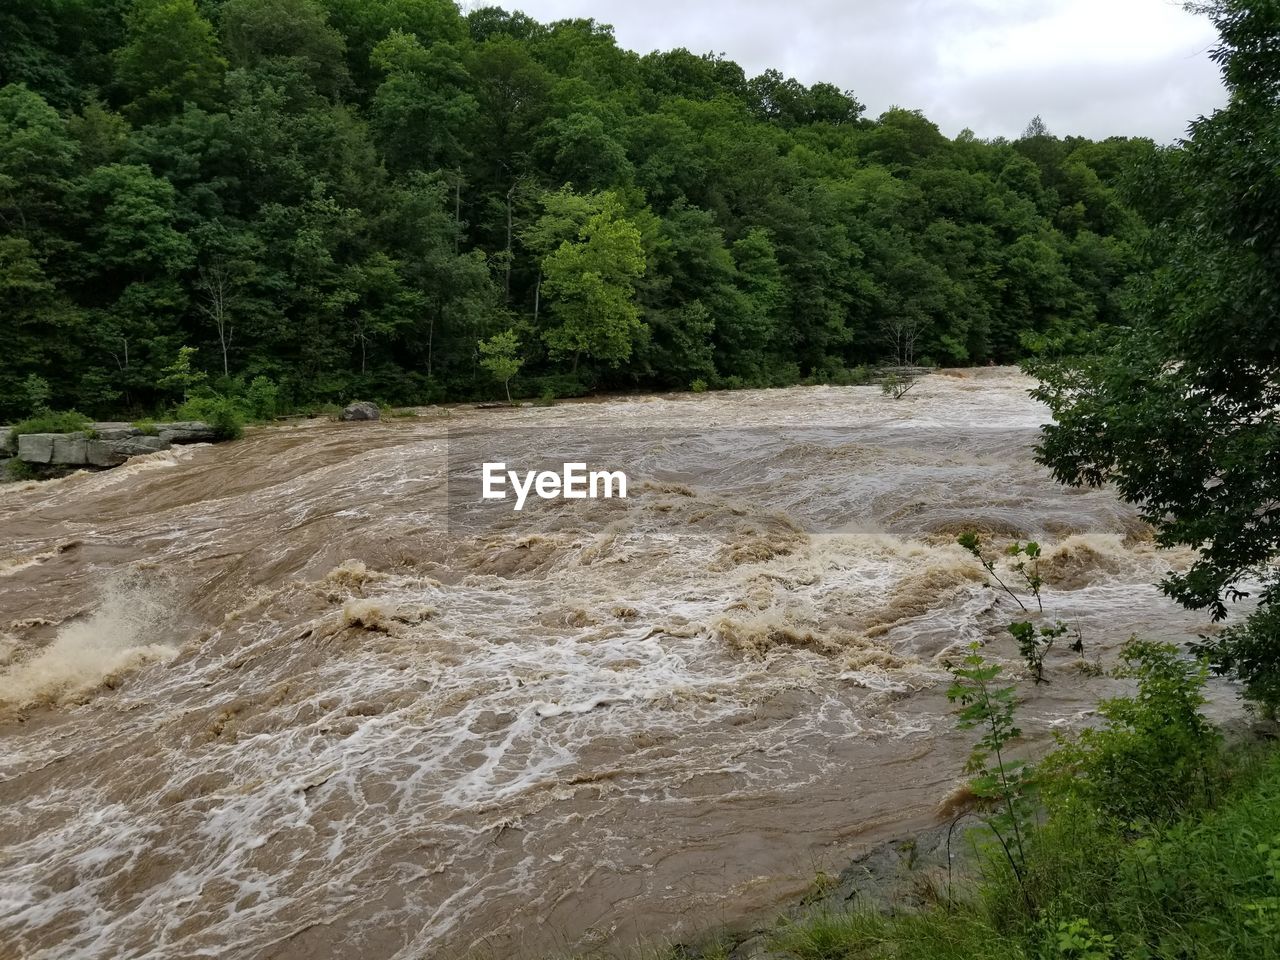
[491,0,1227,142]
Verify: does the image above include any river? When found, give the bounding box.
[0,368,1225,959]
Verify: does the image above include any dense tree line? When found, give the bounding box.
[1,0,1154,419]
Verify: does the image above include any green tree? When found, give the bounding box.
[72,163,194,409]
[540,195,646,370]
[1030,0,1280,710]
[371,31,475,171]
[478,328,523,403]
[220,0,349,98]
[321,0,466,94]
[0,83,78,234]
[113,0,226,123]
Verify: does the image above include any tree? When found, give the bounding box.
[72,162,194,409]
[0,83,78,235]
[321,0,466,94]
[157,344,207,401]
[478,328,523,403]
[220,0,349,98]
[0,0,1150,420]
[540,195,646,370]
[113,0,226,123]
[0,235,80,419]
[1029,0,1280,710]
[371,31,475,171]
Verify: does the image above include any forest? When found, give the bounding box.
[0,0,1157,420]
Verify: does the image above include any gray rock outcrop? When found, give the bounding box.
[9,420,218,469]
[157,421,218,444]
[87,436,170,467]
[17,433,61,464]
[339,401,380,422]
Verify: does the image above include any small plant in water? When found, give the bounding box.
[957,531,1027,612]
[879,370,917,399]
[947,641,1036,906]
[1007,540,1044,612]
[959,531,1078,682]
[1009,620,1069,685]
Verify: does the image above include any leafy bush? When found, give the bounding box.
[523,373,590,399]
[175,395,245,440]
[7,410,92,450]
[690,378,708,393]
[4,459,40,482]
[1046,640,1219,825]
[759,642,1276,960]
[805,364,873,387]
[1195,604,1280,718]
[534,387,557,407]
[1046,918,1116,960]
[243,376,279,421]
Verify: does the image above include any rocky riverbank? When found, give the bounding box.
[1,421,219,476]
[677,821,973,960]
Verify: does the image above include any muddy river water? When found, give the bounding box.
[0,369,1230,959]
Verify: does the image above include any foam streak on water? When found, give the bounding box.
[0,370,1230,959]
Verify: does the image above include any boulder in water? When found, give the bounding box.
[8,419,218,470]
[340,401,380,422]
[86,436,170,468]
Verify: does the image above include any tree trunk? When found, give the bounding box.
[218,320,230,377]
[505,182,515,301]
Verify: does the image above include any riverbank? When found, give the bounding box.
[646,683,1280,960]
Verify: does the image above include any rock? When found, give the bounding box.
[17,432,93,466]
[91,422,144,441]
[51,433,88,465]
[339,401,380,422]
[86,436,170,467]
[17,433,57,464]
[728,935,796,960]
[156,421,217,444]
[19,431,173,468]
[0,428,12,452]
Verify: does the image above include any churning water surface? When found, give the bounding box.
[0,369,1232,959]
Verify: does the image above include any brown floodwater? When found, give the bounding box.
[0,369,1235,959]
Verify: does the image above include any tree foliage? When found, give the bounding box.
[1030,0,1280,710]
[0,0,1154,422]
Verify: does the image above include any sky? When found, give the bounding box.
[485,0,1228,142]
